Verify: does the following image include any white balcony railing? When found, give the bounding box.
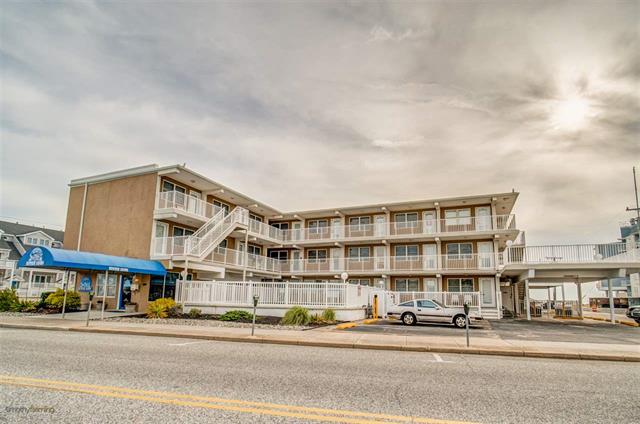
[248,218,286,242]
[205,247,281,274]
[502,242,640,265]
[388,291,482,309]
[156,190,222,220]
[281,214,516,243]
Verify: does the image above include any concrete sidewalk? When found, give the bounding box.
[1,315,638,362]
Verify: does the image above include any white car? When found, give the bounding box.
[387,299,481,328]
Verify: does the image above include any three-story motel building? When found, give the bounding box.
[63,164,518,318]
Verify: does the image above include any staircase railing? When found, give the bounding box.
[187,206,249,258]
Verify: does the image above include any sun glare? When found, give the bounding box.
[551,96,590,131]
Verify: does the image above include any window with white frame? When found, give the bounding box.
[447,278,474,292]
[444,208,471,226]
[446,243,473,258]
[394,245,419,258]
[162,180,186,194]
[395,278,420,291]
[249,213,263,223]
[247,245,261,256]
[268,250,288,261]
[96,274,118,297]
[348,278,371,286]
[32,274,53,286]
[349,216,371,231]
[218,239,228,249]
[307,249,327,263]
[395,212,419,228]
[308,220,328,234]
[172,226,195,237]
[347,246,370,260]
[270,222,289,231]
[212,200,230,214]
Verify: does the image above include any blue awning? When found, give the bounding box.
[18,246,166,276]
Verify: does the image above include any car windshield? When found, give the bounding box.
[431,300,444,308]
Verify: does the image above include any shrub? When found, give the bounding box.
[45,289,81,311]
[17,300,38,313]
[281,306,311,326]
[188,308,202,319]
[0,289,19,312]
[321,308,336,323]
[219,310,253,321]
[147,298,177,319]
[39,291,55,308]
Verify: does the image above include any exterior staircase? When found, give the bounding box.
[185,206,249,260]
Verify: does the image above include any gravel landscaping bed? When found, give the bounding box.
[107,316,313,331]
[0,312,42,317]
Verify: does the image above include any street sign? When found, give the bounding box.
[79,276,92,293]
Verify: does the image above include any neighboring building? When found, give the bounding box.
[62,164,521,318]
[0,220,67,298]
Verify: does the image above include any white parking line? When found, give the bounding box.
[168,341,211,346]
[429,353,454,363]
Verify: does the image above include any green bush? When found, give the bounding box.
[281,306,311,326]
[188,308,202,319]
[147,298,177,319]
[0,289,19,312]
[219,310,253,321]
[39,291,55,308]
[321,308,336,323]
[45,289,81,311]
[17,300,38,313]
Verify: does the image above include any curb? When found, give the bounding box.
[335,322,357,330]
[1,323,638,362]
[585,316,639,327]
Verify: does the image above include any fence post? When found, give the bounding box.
[325,281,329,307]
[285,283,289,307]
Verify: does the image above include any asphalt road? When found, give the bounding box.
[346,318,640,345]
[1,328,638,424]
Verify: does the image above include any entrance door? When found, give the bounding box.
[422,244,437,270]
[331,218,342,239]
[478,241,494,269]
[155,222,169,255]
[330,248,342,271]
[188,191,202,216]
[423,278,438,292]
[374,215,386,237]
[475,206,491,231]
[292,222,302,241]
[118,275,133,310]
[292,250,302,272]
[374,246,386,271]
[479,277,496,307]
[423,211,436,234]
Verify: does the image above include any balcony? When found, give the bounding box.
[501,242,640,266]
[280,214,516,244]
[154,190,222,226]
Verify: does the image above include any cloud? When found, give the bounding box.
[0,1,638,246]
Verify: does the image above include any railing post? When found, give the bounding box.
[477,292,482,317]
[325,281,329,307]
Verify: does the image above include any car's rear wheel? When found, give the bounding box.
[453,314,467,328]
[402,312,416,325]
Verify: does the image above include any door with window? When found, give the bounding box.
[374,246,386,271]
[422,244,437,270]
[423,278,438,292]
[423,211,436,234]
[374,215,386,237]
[154,222,169,255]
[331,218,342,239]
[479,277,496,307]
[292,250,301,272]
[475,206,491,231]
[330,248,342,272]
[478,241,494,269]
[292,222,302,241]
[188,190,202,216]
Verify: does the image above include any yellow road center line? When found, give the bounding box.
[0,375,476,424]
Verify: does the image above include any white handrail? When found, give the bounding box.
[156,190,221,220]
[503,242,640,265]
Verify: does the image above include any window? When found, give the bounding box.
[218,239,228,249]
[395,212,419,228]
[448,278,474,292]
[446,243,473,258]
[349,216,371,230]
[445,209,471,226]
[308,249,327,263]
[270,222,289,231]
[212,200,230,215]
[394,245,419,258]
[96,274,118,297]
[172,227,195,237]
[395,278,419,291]
[32,274,53,286]
[348,279,371,286]
[247,245,261,256]
[249,213,263,223]
[417,300,437,308]
[162,180,186,194]
[347,246,370,259]
[308,220,328,234]
[399,301,415,307]
[268,250,288,261]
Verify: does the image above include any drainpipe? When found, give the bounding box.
[77,183,88,251]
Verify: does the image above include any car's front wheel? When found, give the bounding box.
[402,312,417,326]
[453,314,467,328]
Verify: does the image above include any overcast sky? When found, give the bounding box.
[1,1,639,244]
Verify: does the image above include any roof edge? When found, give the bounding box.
[69,164,160,187]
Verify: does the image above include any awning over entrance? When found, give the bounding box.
[18,246,166,276]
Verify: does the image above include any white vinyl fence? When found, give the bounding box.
[387,291,482,310]
[176,280,371,309]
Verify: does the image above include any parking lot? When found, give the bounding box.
[343,318,640,345]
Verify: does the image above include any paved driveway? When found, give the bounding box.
[344,318,640,345]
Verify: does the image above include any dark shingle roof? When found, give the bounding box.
[0,220,64,242]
